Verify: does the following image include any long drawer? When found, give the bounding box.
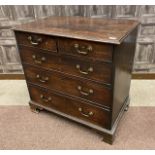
[28,84,111,129]
[24,65,112,108]
[19,45,112,84]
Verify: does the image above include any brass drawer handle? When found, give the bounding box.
[74,43,92,55]
[40,94,52,102]
[77,85,93,96]
[36,74,49,83]
[28,36,42,45]
[78,107,94,117]
[76,64,93,75]
[32,54,46,64]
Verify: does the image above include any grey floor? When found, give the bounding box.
[0,80,154,106]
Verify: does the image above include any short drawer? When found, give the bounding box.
[19,46,60,71]
[59,38,113,62]
[15,31,57,52]
[61,55,112,84]
[24,65,112,108]
[28,84,111,129]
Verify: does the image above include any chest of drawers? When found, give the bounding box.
[13,16,139,144]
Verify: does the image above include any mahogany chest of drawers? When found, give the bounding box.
[13,16,139,144]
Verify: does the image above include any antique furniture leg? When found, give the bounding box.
[102,132,114,144]
[102,97,130,144]
[29,101,43,114]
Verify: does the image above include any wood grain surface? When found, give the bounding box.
[23,64,112,108]
[28,84,111,129]
[13,16,138,44]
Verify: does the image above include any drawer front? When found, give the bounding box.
[28,84,111,129]
[61,55,112,84]
[19,46,60,71]
[59,38,113,62]
[24,65,112,108]
[15,31,57,52]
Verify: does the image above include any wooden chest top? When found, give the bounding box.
[13,16,139,44]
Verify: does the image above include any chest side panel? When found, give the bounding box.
[112,27,138,125]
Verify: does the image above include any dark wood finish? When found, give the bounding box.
[29,89,129,145]
[28,84,111,129]
[18,45,61,71]
[15,31,57,52]
[14,16,139,144]
[61,55,112,84]
[23,64,112,108]
[19,45,112,84]
[59,38,113,62]
[111,28,138,125]
[13,16,138,44]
